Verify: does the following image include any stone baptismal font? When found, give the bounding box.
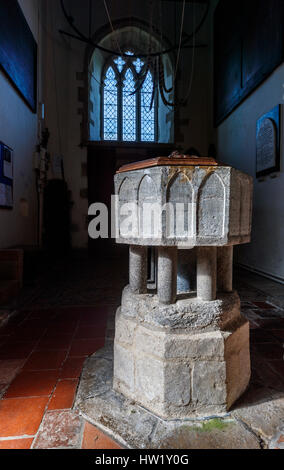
[113,152,253,419]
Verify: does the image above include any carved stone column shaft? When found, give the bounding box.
[158,247,177,305]
[129,245,147,294]
[197,247,217,301]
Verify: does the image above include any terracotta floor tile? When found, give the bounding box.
[82,421,121,449]
[11,327,47,341]
[48,379,78,410]
[69,338,105,357]
[4,315,28,328]
[13,317,48,326]
[54,317,81,325]
[62,306,108,318]
[74,325,107,339]
[60,357,86,379]
[78,308,109,324]
[20,319,50,328]
[4,370,59,398]
[28,309,58,320]
[0,341,37,360]
[78,315,108,327]
[45,321,78,336]
[0,438,33,449]
[43,330,74,340]
[0,359,25,384]
[33,410,82,449]
[36,336,72,351]
[48,316,79,326]
[0,396,49,437]
[23,350,68,371]
[56,311,83,321]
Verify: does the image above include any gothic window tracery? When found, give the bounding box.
[102,51,157,142]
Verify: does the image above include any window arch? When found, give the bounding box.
[102,51,157,142]
[88,24,174,143]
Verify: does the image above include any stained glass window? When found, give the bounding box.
[133,58,144,73]
[114,56,125,73]
[103,52,157,142]
[123,68,136,141]
[103,67,118,141]
[141,71,155,142]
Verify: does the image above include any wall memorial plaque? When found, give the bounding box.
[256,105,281,178]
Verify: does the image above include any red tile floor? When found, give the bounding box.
[0,305,122,449]
[0,299,283,449]
[0,252,283,449]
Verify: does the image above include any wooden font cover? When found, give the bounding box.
[116,151,219,174]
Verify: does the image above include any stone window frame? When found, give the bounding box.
[82,18,175,146]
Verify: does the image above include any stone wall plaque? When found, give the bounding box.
[256,105,281,177]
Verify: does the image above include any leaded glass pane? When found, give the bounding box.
[141,71,155,142]
[102,54,157,142]
[122,68,136,141]
[114,56,125,73]
[133,58,144,73]
[104,67,118,140]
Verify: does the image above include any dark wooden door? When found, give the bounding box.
[87,143,174,256]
